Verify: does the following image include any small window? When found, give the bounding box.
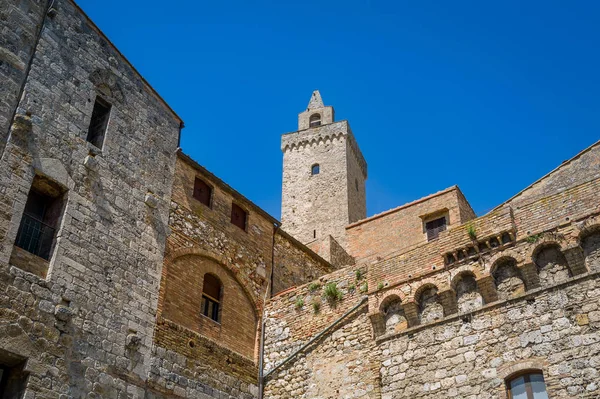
[507,372,549,399]
[425,216,447,241]
[309,113,321,127]
[86,96,111,149]
[311,164,320,175]
[231,203,247,231]
[193,177,212,207]
[15,177,65,260]
[201,274,222,323]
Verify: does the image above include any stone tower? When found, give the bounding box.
[281,90,367,249]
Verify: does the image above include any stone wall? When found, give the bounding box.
[0,0,181,397]
[281,120,367,249]
[0,0,48,155]
[272,230,336,296]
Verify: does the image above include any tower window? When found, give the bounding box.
[425,216,447,241]
[506,371,548,399]
[201,274,222,322]
[231,203,248,231]
[193,177,212,207]
[309,113,321,127]
[311,164,320,175]
[86,96,111,149]
[15,176,65,261]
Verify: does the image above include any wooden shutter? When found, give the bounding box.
[193,178,212,206]
[231,203,247,231]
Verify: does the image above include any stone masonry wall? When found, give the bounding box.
[0,0,48,156]
[0,0,181,397]
[281,120,366,249]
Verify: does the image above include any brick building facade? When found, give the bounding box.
[0,1,598,398]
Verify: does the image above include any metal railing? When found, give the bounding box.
[15,213,55,260]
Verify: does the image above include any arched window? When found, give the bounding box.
[506,371,548,399]
[201,274,222,322]
[309,113,321,127]
[311,164,320,175]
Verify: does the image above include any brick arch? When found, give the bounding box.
[487,249,524,274]
[378,290,405,313]
[162,252,259,359]
[530,242,572,287]
[449,265,483,286]
[490,256,526,300]
[525,236,570,261]
[413,283,445,323]
[451,270,485,313]
[578,222,600,272]
[166,247,259,315]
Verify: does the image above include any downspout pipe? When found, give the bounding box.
[263,295,368,380]
[258,222,280,399]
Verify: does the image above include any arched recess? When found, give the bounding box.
[580,225,600,272]
[491,257,526,300]
[452,271,484,313]
[380,294,408,335]
[414,284,444,323]
[533,243,571,287]
[162,250,258,359]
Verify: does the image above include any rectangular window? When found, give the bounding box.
[201,294,220,322]
[0,350,28,399]
[86,96,111,149]
[230,203,247,231]
[15,177,65,261]
[193,177,212,207]
[425,216,447,241]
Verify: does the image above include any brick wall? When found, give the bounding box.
[346,186,476,264]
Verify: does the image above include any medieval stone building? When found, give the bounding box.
[0,1,599,398]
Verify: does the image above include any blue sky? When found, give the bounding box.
[78,0,599,218]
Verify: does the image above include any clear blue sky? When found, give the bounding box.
[78,0,599,218]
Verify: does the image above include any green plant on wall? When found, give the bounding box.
[323,282,343,301]
[526,233,543,243]
[312,300,321,314]
[467,224,477,241]
[308,282,320,292]
[295,297,304,309]
[348,284,356,292]
[377,281,385,291]
[355,269,363,280]
[360,282,368,293]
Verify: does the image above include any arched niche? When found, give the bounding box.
[491,257,526,300]
[533,244,571,286]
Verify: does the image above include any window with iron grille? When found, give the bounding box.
[86,96,111,149]
[15,179,64,261]
[193,177,212,207]
[506,372,549,399]
[231,203,247,231]
[201,274,222,323]
[309,113,321,127]
[425,216,447,241]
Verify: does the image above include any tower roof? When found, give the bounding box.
[307,90,324,110]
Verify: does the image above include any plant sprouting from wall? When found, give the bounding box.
[312,300,321,314]
[360,282,368,293]
[377,281,385,291]
[355,269,363,281]
[308,282,320,292]
[467,224,477,241]
[295,297,304,309]
[323,282,343,302]
[526,233,543,243]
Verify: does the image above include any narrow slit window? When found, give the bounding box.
[201,274,222,323]
[193,177,212,207]
[311,164,320,175]
[425,216,447,241]
[231,203,247,231]
[309,113,321,127]
[86,96,111,149]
